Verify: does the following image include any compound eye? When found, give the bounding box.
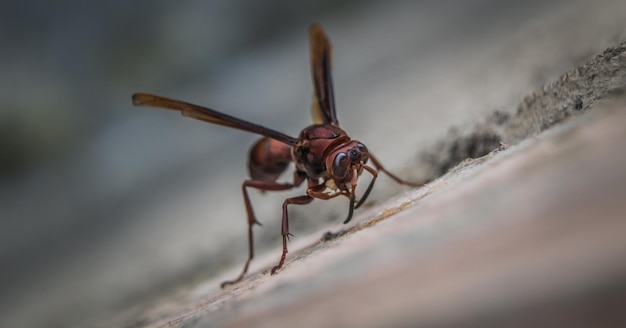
[332,152,349,179]
[357,143,369,163]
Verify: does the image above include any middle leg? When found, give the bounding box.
[221,179,295,287]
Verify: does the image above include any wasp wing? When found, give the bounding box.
[132,93,299,146]
[310,23,338,126]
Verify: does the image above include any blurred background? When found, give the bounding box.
[1,0,625,327]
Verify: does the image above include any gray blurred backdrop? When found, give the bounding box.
[1,0,625,327]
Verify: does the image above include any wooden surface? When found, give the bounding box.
[103,94,626,327]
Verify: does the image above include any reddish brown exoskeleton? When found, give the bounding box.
[132,24,425,287]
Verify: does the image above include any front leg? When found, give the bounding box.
[369,153,427,187]
[305,182,343,200]
[306,180,355,224]
[352,153,429,211]
[271,195,314,274]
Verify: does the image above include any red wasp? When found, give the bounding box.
[133,24,424,287]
